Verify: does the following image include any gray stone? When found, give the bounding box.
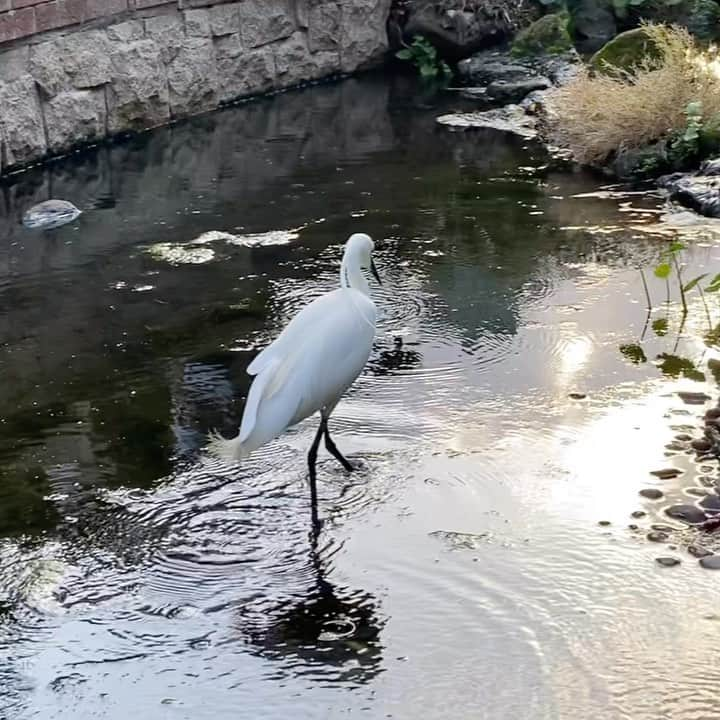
[63,31,113,89]
[43,89,106,153]
[274,31,340,87]
[639,488,664,500]
[106,20,145,42]
[29,41,67,98]
[655,556,681,567]
[215,36,275,103]
[308,1,341,52]
[107,39,170,133]
[0,46,30,83]
[239,0,295,48]
[340,0,391,72]
[209,3,240,36]
[458,49,580,90]
[0,75,47,168]
[457,55,531,85]
[185,8,211,37]
[486,77,550,105]
[167,37,219,117]
[273,31,315,84]
[145,14,185,65]
[570,0,616,53]
[699,555,720,569]
[29,32,111,96]
[665,504,707,525]
[659,171,720,219]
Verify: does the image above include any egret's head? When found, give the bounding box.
[345,233,381,284]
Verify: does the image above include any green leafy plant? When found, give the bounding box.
[396,35,452,82]
[667,100,704,165]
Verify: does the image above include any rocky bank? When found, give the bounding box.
[0,0,391,174]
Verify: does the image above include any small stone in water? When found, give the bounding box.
[655,557,681,567]
[22,198,81,229]
[705,407,720,420]
[688,544,712,558]
[665,504,708,524]
[692,439,712,453]
[699,555,720,569]
[628,524,639,530]
[678,391,711,405]
[699,494,720,513]
[651,524,675,532]
[639,488,664,500]
[650,468,681,479]
[631,510,647,518]
[665,441,687,451]
[699,475,716,487]
[598,520,611,526]
[568,392,586,400]
[647,531,669,542]
[675,434,693,441]
[685,487,707,497]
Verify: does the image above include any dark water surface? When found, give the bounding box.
[4,73,720,719]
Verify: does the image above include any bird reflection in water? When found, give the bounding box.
[369,335,423,376]
[234,525,384,684]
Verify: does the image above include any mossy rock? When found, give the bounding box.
[511,13,573,57]
[589,27,662,74]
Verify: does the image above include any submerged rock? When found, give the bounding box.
[688,544,712,558]
[639,489,663,500]
[665,504,707,525]
[692,439,712,453]
[649,468,681,480]
[678,391,711,405]
[699,554,720,569]
[22,199,82,229]
[699,494,720,513]
[436,104,538,138]
[655,556,681,567]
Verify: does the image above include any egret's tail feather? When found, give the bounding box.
[206,430,246,463]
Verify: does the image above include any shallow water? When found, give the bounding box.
[3,73,720,719]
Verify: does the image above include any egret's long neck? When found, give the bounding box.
[340,255,370,295]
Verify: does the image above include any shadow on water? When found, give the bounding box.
[235,527,384,684]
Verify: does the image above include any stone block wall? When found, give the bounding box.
[0,0,391,173]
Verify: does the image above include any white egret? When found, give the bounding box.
[208,233,381,517]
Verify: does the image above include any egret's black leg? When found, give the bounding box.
[322,417,354,472]
[308,418,324,532]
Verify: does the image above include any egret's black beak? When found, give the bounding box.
[370,259,382,285]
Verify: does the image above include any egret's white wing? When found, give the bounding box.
[238,289,376,453]
[247,290,344,376]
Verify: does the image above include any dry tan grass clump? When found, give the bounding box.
[545,24,720,165]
